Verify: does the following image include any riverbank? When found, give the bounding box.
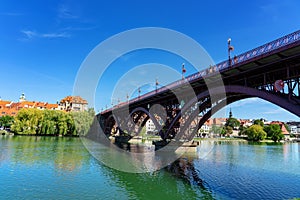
[2,132,299,144]
[0,130,13,136]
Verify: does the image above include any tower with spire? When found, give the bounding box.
[19,93,26,102]
[229,107,233,118]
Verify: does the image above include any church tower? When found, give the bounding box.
[19,93,26,102]
[229,107,233,118]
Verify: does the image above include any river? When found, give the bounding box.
[0,136,299,199]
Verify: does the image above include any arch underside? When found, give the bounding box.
[166,85,300,141]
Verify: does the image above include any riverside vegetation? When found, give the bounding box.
[0,108,95,136]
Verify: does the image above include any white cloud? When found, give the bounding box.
[41,32,70,38]
[58,4,78,19]
[229,97,263,108]
[262,107,286,114]
[21,30,37,39]
[21,30,70,40]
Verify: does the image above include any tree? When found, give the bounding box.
[11,109,41,135]
[284,123,291,133]
[71,109,95,136]
[225,117,240,129]
[220,125,233,137]
[245,125,267,141]
[210,125,222,135]
[0,115,14,129]
[11,108,77,136]
[225,126,233,136]
[253,119,264,127]
[238,124,246,136]
[10,108,97,137]
[264,124,284,142]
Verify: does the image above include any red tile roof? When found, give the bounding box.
[60,96,87,104]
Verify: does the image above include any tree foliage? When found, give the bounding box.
[0,115,14,128]
[225,117,240,129]
[11,108,95,136]
[238,124,246,136]
[253,119,264,127]
[210,125,223,135]
[71,108,95,136]
[264,124,284,142]
[221,125,233,136]
[245,125,267,141]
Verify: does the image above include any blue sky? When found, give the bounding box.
[0,0,300,122]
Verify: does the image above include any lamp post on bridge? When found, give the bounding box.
[155,78,159,93]
[182,63,186,80]
[126,93,129,102]
[138,87,141,99]
[228,38,234,67]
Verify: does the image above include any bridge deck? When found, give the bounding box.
[101,30,300,115]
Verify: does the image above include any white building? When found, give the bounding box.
[198,124,210,137]
[146,119,156,134]
[290,125,298,134]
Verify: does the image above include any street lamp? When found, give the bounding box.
[228,38,234,67]
[126,93,129,102]
[138,87,141,98]
[182,63,186,80]
[155,78,159,92]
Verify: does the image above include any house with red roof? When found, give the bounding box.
[270,121,290,139]
[0,93,88,117]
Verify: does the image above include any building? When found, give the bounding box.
[145,119,156,134]
[0,94,88,117]
[287,121,300,137]
[59,96,88,112]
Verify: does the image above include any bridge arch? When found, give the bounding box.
[128,107,162,132]
[165,85,300,140]
[103,114,117,135]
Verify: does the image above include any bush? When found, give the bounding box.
[245,125,267,141]
[264,124,284,142]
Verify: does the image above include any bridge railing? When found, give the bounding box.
[102,30,300,114]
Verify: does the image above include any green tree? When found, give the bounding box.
[10,108,96,137]
[264,124,284,142]
[11,109,41,135]
[225,117,240,129]
[0,115,14,129]
[253,119,264,127]
[245,125,267,141]
[284,123,290,133]
[71,109,95,136]
[220,125,233,137]
[221,127,226,136]
[238,124,246,136]
[210,125,222,135]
